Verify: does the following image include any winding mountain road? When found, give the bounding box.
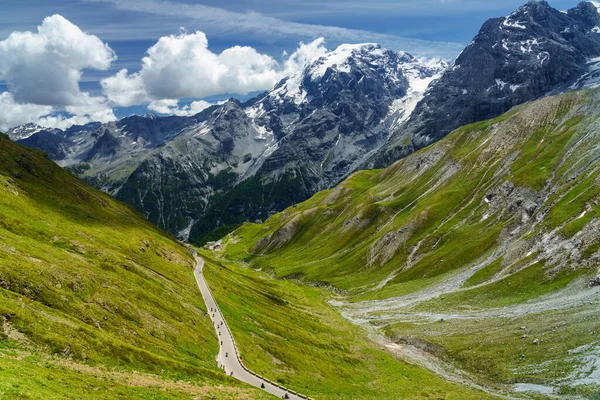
[192,252,310,400]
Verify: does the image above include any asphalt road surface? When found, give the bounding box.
[192,253,309,400]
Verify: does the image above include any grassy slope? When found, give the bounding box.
[221,90,600,397]
[0,133,268,399]
[201,251,495,399]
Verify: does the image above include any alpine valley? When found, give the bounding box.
[2,1,600,399]
[9,46,447,244]
[12,1,600,247]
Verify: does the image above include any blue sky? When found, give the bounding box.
[0,0,587,128]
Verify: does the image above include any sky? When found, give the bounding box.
[0,0,586,130]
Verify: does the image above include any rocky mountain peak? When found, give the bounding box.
[568,2,600,27]
[303,43,384,80]
[7,123,53,141]
[143,112,158,119]
[372,1,600,167]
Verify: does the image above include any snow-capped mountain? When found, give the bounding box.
[373,0,600,166]
[12,1,600,244]
[252,44,446,136]
[11,43,442,242]
[7,123,56,141]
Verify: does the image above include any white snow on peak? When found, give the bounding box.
[143,112,158,119]
[502,18,527,30]
[571,56,600,89]
[254,43,390,108]
[386,57,447,129]
[307,43,382,80]
[7,123,48,140]
[247,42,447,136]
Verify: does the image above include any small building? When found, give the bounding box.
[205,240,223,251]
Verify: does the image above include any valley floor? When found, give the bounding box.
[199,250,500,400]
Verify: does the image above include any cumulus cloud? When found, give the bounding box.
[102,31,280,107]
[0,14,351,126]
[282,38,328,77]
[101,69,149,108]
[0,14,116,106]
[0,91,117,131]
[0,15,117,131]
[0,92,53,131]
[102,33,329,111]
[148,99,213,116]
[36,93,117,130]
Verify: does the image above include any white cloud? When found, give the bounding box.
[0,15,118,131]
[148,99,213,116]
[40,93,117,130]
[90,0,464,59]
[101,69,149,108]
[0,91,116,132]
[0,92,53,131]
[102,31,280,106]
[282,38,328,77]
[0,14,116,106]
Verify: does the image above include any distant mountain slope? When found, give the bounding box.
[0,132,497,399]
[0,133,268,398]
[13,2,600,247]
[222,89,600,397]
[373,0,600,166]
[11,45,444,244]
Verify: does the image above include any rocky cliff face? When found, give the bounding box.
[185,45,446,243]
[11,2,600,243]
[372,1,600,167]
[12,45,444,242]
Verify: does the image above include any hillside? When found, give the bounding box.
[0,130,500,399]
[12,2,600,247]
[0,133,270,399]
[199,251,496,399]
[222,89,600,398]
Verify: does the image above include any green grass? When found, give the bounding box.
[383,304,600,396]
[0,133,265,398]
[463,258,503,287]
[201,252,496,400]
[0,341,266,400]
[414,262,589,312]
[217,89,600,397]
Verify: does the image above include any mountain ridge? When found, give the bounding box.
[10,1,600,245]
[220,87,600,398]
[11,44,445,243]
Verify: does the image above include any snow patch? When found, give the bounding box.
[385,57,446,129]
[513,383,554,395]
[194,122,211,137]
[308,43,383,80]
[567,343,600,386]
[572,56,600,89]
[502,18,527,30]
[7,123,47,140]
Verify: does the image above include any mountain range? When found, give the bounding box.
[223,87,600,399]
[0,131,490,399]
[4,1,600,399]
[9,1,600,246]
